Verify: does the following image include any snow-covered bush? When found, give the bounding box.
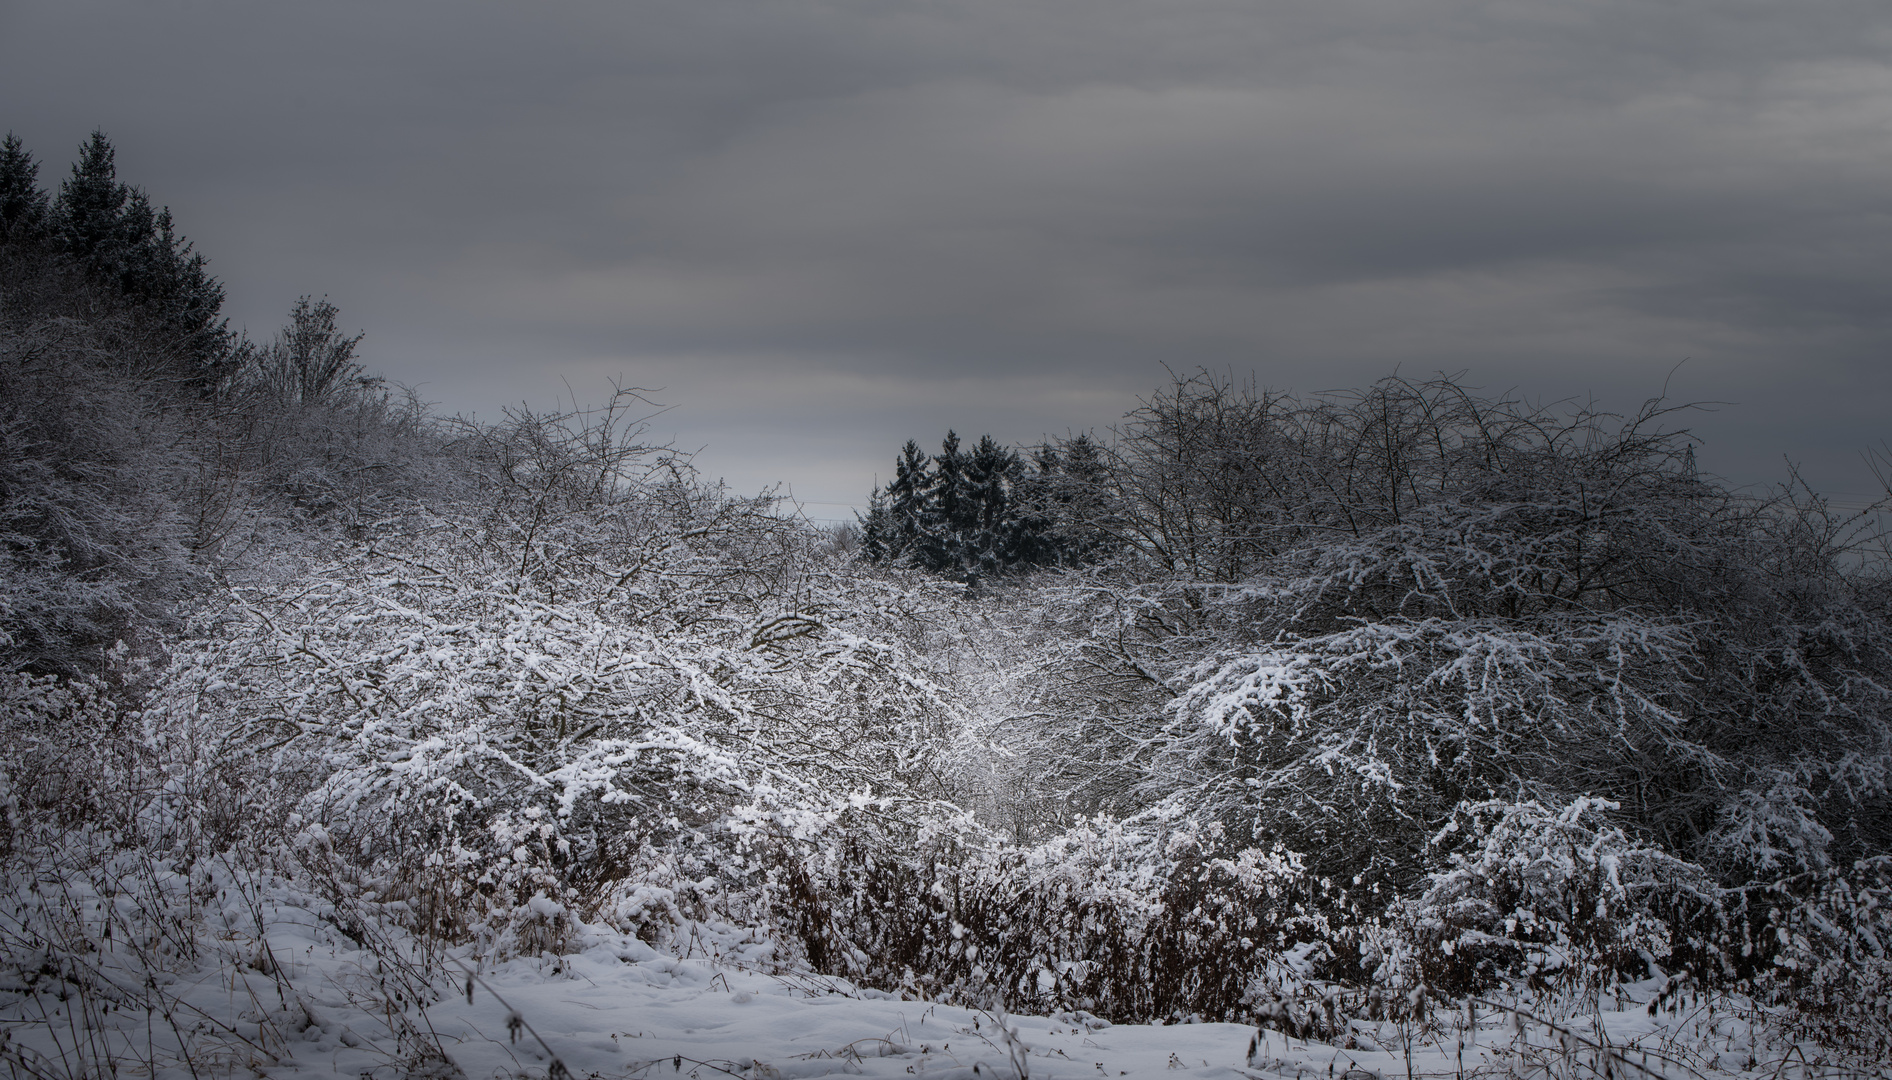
[934,372,1892,1043]
[9,360,1888,1068]
[157,398,978,961]
[1155,613,1702,890]
[0,668,312,1077]
[0,315,202,674]
[1009,373,1892,898]
[1726,857,1892,1057]
[1391,798,1716,997]
[753,801,1316,1022]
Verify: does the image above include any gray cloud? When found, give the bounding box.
[6,0,1891,514]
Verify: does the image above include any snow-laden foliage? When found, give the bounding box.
[1701,854,1892,1057]
[0,315,202,673]
[12,139,1886,1070]
[930,372,1892,1048]
[1391,798,1717,996]
[1155,613,1703,884]
[756,801,1318,1023]
[1005,373,1892,893]
[147,400,979,964]
[0,670,304,1079]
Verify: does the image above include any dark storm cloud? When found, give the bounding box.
[5,0,1891,511]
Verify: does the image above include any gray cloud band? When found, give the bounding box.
[6,0,1888,507]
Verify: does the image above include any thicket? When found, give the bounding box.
[1049,372,1892,877]
[956,373,1892,1049]
[3,132,1890,1075]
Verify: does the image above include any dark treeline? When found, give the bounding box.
[1,131,230,391]
[0,132,431,675]
[857,430,1113,579]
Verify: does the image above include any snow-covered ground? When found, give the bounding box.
[6,867,1855,1080]
[430,939,1260,1080]
[354,943,1815,1080]
[261,926,1856,1080]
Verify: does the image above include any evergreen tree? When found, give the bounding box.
[1022,432,1115,566]
[934,431,967,522]
[856,488,895,563]
[0,134,50,247]
[963,435,1017,533]
[52,131,233,390]
[924,430,967,572]
[0,133,70,328]
[959,434,1024,579]
[884,439,932,564]
[1010,443,1066,568]
[862,430,1102,579]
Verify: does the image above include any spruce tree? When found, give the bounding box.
[931,431,966,527]
[882,439,933,565]
[52,131,233,391]
[1012,443,1065,568]
[908,432,960,573]
[865,429,1111,578]
[960,434,1024,578]
[0,134,50,247]
[1039,432,1115,565]
[0,133,66,327]
[857,489,895,564]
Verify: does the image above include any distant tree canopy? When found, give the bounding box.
[858,430,1113,580]
[0,130,233,392]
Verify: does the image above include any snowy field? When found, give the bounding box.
[5,864,1875,1080]
[409,943,1800,1080]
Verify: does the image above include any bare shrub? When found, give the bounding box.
[0,315,199,674]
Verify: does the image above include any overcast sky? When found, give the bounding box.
[5,0,1891,520]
